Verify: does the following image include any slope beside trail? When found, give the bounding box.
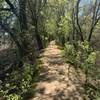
[30,41,86,100]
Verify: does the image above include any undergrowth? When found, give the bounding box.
[0,59,43,100]
[63,41,100,99]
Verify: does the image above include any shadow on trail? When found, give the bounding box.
[24,41,86,100]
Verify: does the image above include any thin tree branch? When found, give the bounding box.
[88,0,100,41]
[76,0,84,41]
[5,0,18,16]
[0,8,11,11]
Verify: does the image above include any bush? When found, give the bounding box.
[64,41,98,99]
[6,94,20,100]
[0,61,42,100]
[64,41,96,73]
[64,43,76,64]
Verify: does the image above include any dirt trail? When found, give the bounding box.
[31,41,86,100]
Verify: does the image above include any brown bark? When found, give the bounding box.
[88,1,100,41]
[76,0,84,41]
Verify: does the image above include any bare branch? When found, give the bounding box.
[5,0,18,16]
[0,8,11,11]
[76,0,84,41]
[88,0,100,41]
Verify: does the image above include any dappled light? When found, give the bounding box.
[27,41,86,100]
[0,0,100,100]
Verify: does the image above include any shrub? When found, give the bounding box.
[0,61,41,100]
[64,41,98,99]
[64,42,76,64]
[64,41,96,74]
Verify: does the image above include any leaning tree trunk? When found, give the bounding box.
[19,0,36,63]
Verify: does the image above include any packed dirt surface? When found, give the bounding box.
[30,41,86,100]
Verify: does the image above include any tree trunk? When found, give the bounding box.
[76,0,84,41]
[19,0,28,31]
[19,0,36,62]
[34,17,44,50]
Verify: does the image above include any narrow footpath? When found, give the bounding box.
[31,41,86,100]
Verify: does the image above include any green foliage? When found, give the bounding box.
[45,19,56,36]
[58,16,71,35]
[84,83,100,100]
[5,94,20,100]
[77,41,96,71]
[0,60,42,100]
[64,41,96,71]
[64,41,99,99]
[64,43,76,64]
[96,98,100,100]
[48,0,67,7]
[56,14,72,46]
[0,0,99,99]
[0,84,21,100]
